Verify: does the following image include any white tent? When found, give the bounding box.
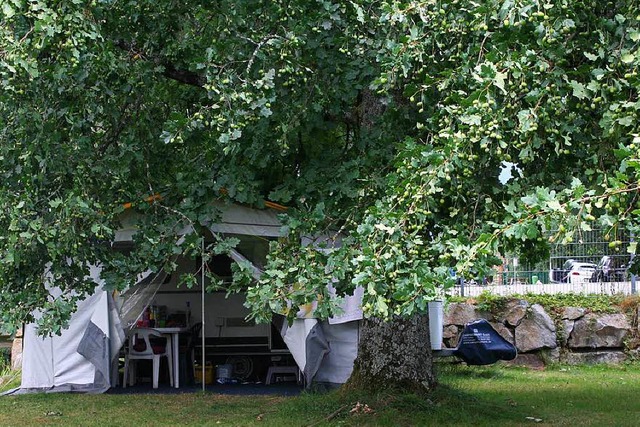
[16,265,125,393]
[10,202,362,393]
[280,285,363,387]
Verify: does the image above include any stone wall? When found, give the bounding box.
[443,300,633,367]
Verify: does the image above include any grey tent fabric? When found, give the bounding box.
[208,203,282,237]
[108,291,126,386]
[228,248,264,280]
[230,233,363,387]
[281,317,360,387]
[76,321,110,393]
[312,321,360,386]
[304,323,331,386]
[15,266,122,394]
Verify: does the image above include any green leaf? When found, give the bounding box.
[375,297,389,317]
[460,114,482,126]
[569,80,588,99]
[546,200,563,212]
[49,199,63,208]
[584,52,598,61]
[618,116,634,126]
[2,3,15,18]
[517,109,535,132]
[351,1,365,23]
[592,69,606,80]
[621,53,635,64]
[493,71,507,94]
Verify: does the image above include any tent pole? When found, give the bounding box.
[201,237,206,392]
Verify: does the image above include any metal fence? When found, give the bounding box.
[450,228,636,297]
[450,273,637,297]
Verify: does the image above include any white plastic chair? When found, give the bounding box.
[123,328,173,389]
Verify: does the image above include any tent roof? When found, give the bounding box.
[114,201,285,243]
[208,203,282,237]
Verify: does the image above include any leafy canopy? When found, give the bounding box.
[1,0,639,332]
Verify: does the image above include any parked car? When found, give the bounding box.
[590,256,628,283]
[551,259,597,285]
[567,261,598,284]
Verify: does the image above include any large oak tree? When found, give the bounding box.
[2,0,639,391]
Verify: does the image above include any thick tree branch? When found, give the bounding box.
[114,40,205,88]
[161,62,205,87]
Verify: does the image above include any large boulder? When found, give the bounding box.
[444,303,487,326]
[501,299,529,327]
[506,353,545,370]
[564,351,627,365]
[544,347,561,363]
[559,307,585,346]
[560,319,575,347]
[506,348,560,369]
[514,304,557,352]
[490,321,515,345]
[443,325,459,348]
[568,313,630,349]
[562,307,585,321]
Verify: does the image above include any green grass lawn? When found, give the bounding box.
[2,363,640,426]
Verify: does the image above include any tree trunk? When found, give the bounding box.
[345,315,437,394]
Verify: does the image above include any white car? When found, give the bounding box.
[564,260,597,285]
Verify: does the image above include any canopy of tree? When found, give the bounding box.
[1,0,639,334]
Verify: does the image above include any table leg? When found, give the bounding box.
[174,332,180,388]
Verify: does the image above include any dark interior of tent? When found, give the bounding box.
[116,232,300,388]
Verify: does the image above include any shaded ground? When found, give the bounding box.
[107,381,303,396]
[4,364,640,426]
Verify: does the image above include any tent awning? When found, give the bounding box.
[114,202,284,244]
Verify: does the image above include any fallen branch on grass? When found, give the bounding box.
[306,403,351,427]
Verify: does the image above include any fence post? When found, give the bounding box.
[460,279,465,297]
